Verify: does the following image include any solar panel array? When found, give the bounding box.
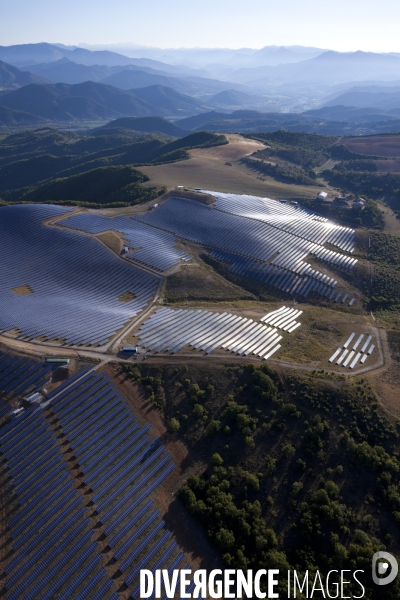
[134,307,284,360]
[134,196,357,300]
[0,351,51,397]
[0,363,194,599]
[0,204,159,346]
[209,249,339,299]
[261,306,302,332]
[329,332,375,368]
[203,190,355,252]
[58,212,192,272]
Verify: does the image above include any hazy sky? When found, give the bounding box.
[0,0,399,53]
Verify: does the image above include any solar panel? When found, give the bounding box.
[107,500,154,547]
[124,529,172,585]
[119,520,165,573]
[113,509,159,560]
[130,541,178,599]
[0,204,158,346]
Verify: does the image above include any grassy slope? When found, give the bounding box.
[140,135,323,199]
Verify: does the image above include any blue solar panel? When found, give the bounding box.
[69,405,129,452]
[82,422,144,476]
[119,519,165,573]
[7,538,97,600]
[114,510,159,560]
[124,529,172,586]
[0,205,158,346]
[130,541,178,599]
[8,479,74,528]
[55,556,104,600]
[7,509,88,577]
[95,450,168,511]
[14,454,64,495]
[56,375,111,421]
[5,517,90,588]
[0,406,39,443]
[50,371,96,406]
[40,552,102,600]
[46,365,93,401]
[9,438,58,480]
[107,500,153,547]
[17,469,70,509]
[10,487,78,540]
[77,576,113,600]
[72,412,132,459]
[79,418,140,467]
[6,428,53,467]
[17,462,68,505]
[54,374,104,416]
[87,433,149,488]
[100,463,175,524]
[61,387,119,431]
[89,436,153,492]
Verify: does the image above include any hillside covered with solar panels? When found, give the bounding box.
[0,171,396,599]
[0,189,364,362]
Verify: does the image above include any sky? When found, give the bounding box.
[0,0,399,53]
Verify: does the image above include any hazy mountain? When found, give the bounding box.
[0,60,50,89]
[93,116,190,137]
[0,106,47,127]
[305,105,400,122]
[82,43,325,68]
[128,85,206,116]
[0,43,68,67]
[177,111,227,130]
[233,51,400,86]
[21,58,121,84]
[207,89,267,109]
[177,109,400,136]
[101,69,192,92]
[324,86,400,110]
[0,82,154,121]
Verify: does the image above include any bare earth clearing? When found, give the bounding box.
[338,134,400,157]
[140,134,323,199]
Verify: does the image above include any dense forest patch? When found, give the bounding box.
[118,361,400,599]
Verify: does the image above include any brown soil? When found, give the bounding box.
[96,230,124,254]
[376,159,400,172]
[118,291,136,303]
[338,134,400,157]
[11,284,33,296]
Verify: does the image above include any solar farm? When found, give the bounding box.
[0,192,360,356]
[0,360,200,600]
[0,205,159,348]
[0,184,387,599]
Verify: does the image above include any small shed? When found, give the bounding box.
[317,192,328,200]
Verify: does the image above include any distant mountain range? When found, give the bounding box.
[0,81,209,125]
[1,43,400,130]
[324,85,400,110]
[0,60,49,89]
[232,51,400,87]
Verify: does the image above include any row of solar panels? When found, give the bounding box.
[208,191,355,252]
[210,249,338,300]
[0,204,159,346]
[0,364,196,599]
[135,197,357,283]
[59,213,192,272]
[0,352,51,396]
[49,370,186,596]
[329,333,376,368]
[135,307,283,360]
